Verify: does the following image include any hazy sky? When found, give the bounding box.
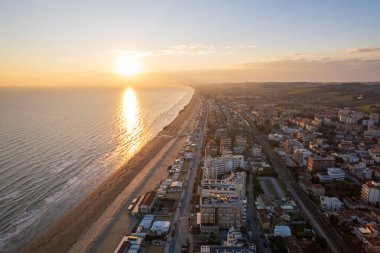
[1,0,380,86]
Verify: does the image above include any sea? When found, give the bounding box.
[0,85,194,252]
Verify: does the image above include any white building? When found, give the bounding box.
[224,227,244,246]
[151,221,170,235]
[327,168,346,181]
[361,181,380,206]
[201,171,246,196]
[320,196,343,211]
[274,225,292,238]
[204,155,245,178]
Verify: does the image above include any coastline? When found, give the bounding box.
[21,89,199,253]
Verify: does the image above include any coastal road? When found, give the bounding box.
[167,94,209,253]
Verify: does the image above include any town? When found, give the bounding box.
[114,83,380,253]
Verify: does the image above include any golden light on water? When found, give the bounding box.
[114,54,143,77]
[122,87,141,156]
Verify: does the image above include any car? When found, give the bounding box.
[181,245,188,253]
[249,243,256,250]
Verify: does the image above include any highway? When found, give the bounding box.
[228,107,353,253]
[166,94,209,253]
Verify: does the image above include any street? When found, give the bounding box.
[166,94,209,253]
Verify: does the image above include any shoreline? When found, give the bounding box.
[21,90,199,253]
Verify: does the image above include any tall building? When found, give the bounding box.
[200,194,247,234]
[204,155,245,178]
[361,181,380,206]
[307,156,335,173]
[201,171,247,196]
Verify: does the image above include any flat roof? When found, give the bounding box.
[140,191,156,206]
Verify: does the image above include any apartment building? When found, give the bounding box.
[201,171,246,196]
[200,194,247,234]
[307,156,335,173]
[204,155,245,178]
[361,181,380,206]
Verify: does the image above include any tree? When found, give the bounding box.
[270,236,288,253]
[315,235,328,249]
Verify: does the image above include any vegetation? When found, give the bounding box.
[270,236,288,253]
[252,177,264,196]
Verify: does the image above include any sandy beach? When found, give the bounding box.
[21,90,200,253]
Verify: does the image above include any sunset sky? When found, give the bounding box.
[1,0,380,86]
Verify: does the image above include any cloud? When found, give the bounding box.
[155,44,214,55]
[112,44,214,58]
[111,50,152,57]
[238,44,257,49]
[348,47,380,53]
[112,43,259,58]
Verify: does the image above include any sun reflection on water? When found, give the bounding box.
[122,87,141,157]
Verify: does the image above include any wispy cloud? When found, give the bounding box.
[112,44,214,57]
[155,44,213,55]
[348,47,380,53]
[112,42,258,58]
[238,44,257,49]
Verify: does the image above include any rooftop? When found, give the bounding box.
[140,191,156,206]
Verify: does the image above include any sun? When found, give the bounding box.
[114,54,143,77]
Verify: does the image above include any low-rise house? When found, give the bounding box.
[311,184,325,196]
[320,196,344,211]
[138,191,157,214]
[256,194,276,211]
[353,226,380,253]
[316,172,332,182]
[151,221,170,235]
[224,227,245,247]
[274,225,292,238]
[327,167,346,181]
[113,236,143,253]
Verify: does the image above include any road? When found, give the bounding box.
[226,107,353,253]
[166,94,209,253]
[247,174,272,253]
